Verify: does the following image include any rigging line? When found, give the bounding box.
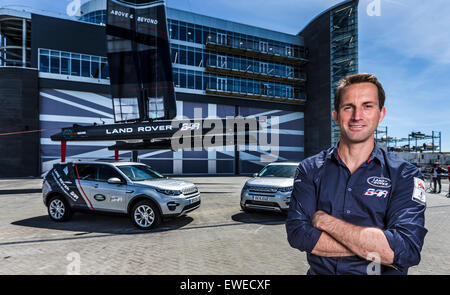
[0,127,60,136]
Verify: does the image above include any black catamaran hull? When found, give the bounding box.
[50,119,259,151]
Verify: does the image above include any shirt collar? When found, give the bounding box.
[326,141,385,166]
[370,142,386,166]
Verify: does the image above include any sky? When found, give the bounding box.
[1,0,449,151]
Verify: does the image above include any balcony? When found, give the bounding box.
[205,61,306,86]
[205,34,308,66]
[205,83,306,105]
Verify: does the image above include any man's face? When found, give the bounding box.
[332,82,386,144]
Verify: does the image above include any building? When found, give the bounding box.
[0,0,359,177]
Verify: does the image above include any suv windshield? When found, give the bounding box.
[117,165,164,181]
[258,165,297,178]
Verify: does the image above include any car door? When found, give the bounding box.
[96,164,130,213]
[74,163,103,211]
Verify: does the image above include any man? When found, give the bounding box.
[286,73,427,275]
[447,165,450,198]
[432,162,442,194]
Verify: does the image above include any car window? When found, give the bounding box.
[76,164,99,181]
[258,165,297,178]
[117,165,164,181]
[98,165,124,183]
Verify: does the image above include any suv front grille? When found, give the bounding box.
[248,186,278,193]
[246,200,280,208]
[182,186,198,195]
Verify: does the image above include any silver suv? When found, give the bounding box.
[240,162,299,213]
[42,161,200,229]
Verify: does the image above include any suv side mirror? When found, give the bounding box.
[253,173,259,178]
[107,177,123,184]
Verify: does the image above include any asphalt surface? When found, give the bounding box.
[0,176,449,275]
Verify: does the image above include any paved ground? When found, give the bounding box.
[0,176,449,275]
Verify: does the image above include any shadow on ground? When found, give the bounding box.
[231,211,286,225]
[11,212,194,235]
[0,189,41,195]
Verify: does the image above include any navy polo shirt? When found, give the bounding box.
[286,143,427,275]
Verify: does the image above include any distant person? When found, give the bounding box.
[447,165,450,197]
[286,73,427,275]
[432,162,442,194]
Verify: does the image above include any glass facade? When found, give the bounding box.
[57,8,307,101]
[330,3,359,145]
[172,68,304,100]
[167,19,307,102]
[79,10,106,25]
[38,48,109,80]
[167,19,305,59]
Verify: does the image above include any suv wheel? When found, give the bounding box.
[131,200,161,230]
[48,196,73,222]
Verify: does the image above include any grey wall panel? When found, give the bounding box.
[0,68,40,177]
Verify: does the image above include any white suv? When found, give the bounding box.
[43,161,200,229]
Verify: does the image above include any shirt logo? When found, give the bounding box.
[363,188,389,198]
[367,176,391,188]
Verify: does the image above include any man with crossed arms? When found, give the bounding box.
[286,73,427,275]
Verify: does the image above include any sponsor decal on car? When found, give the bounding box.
[51,169,79,202]
[94,194,106,201]
[110,196,123,202]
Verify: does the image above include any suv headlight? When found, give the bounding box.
[278,186,293,193]
[155,188,182,196]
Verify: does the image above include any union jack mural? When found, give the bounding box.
[40,88,304,175]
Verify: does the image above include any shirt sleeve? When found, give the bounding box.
[285,162,323,253]
[383,164,428,270]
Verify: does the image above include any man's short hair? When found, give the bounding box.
[334,73,386,111]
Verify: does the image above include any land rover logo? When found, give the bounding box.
[367,176,391,188]
[94,194,106,201]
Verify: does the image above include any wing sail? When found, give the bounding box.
[106,0,176,122]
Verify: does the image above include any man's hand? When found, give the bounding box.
[311,210,395,267]
[312,210,332,231]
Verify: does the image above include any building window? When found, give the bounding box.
[61,52,71,75]
[179,69,186,88]
[217,33,227,45]
[187,70,195,89]
[91,56,100,78]
[81,55,90,77]
[259,41,268,53]
[217,55,227,68]
[38,48,109,81]
[50,51,60,74]
[71,53,81,76]
[39,49,50,72]
[217,77,227,91]
[101,58,109,79]
[187,25,195,43]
